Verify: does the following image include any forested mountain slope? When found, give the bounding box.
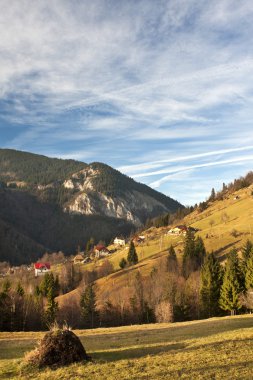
[0,149,182,264]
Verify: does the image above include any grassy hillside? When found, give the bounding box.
[57,183,253,308]
[184,184,253,257]
[0,315,253,379]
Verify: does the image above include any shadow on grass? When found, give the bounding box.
[90,337,253,365]
[80,315,253,352]
[173,360,253,379]
[91,342,186,362]
[214,240,241,261]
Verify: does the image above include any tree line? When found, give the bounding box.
[1,236,253,331]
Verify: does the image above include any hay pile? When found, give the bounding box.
[25,329,90,367]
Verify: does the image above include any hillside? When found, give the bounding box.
[0,149,182,225]
[57,182,253,315]
[1,315,253,379]
[0,187,133,265]
[0,149,182,264]
[0,148,87,185]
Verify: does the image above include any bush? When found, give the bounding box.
[119,258,127,269]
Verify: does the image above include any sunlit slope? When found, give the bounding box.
[57,184,253,306]
[184,184,253,257]
[1,315,253,379]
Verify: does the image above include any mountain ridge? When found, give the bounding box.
[0,148,183,264]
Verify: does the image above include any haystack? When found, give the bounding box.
[25,329,90,367]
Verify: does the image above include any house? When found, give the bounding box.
[114,237,126,246]
[34,262,50,277]
[168,225,199,235]
[167,225,188,235]
[133,235,145,244]
[74,254,84,264]
[94,245,110,258]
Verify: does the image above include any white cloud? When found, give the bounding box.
[118,145,253,174]
[149,155,253,188]
[1,1,253,204]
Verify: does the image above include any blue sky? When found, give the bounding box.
[1,0,253,205]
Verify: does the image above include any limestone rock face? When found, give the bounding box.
[63,166,173,226]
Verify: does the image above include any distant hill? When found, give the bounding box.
[0,149,182,264]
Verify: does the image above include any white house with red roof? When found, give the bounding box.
[34,262,50,277]
[94,245,110,258]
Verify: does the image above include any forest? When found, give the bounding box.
[1,234,252,331]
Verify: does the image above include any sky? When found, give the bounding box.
[1,0,253,205]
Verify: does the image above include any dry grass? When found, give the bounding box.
[0,315,253,379]
[57,185,253,306]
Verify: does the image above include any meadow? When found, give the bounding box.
[0,315,253,379]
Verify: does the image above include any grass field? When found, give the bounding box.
[1,315,253,379]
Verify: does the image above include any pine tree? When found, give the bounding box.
[219,249,244,315]
[242,240,253,262]
[167,245,178,272]
[80,284,97,328]
[194,236,206,267]
[44,287,58,327]
[245,255,253,290]
[0,280,12,331]
[209,188,216,202]
[182,230,204,278]
[200,253,223,317]
[127,241,138,266]
[40,273,59,298]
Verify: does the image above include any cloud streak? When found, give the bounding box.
[149,155,253,188]
[1,1,253,204]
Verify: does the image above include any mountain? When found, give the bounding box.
[0,149,183,264]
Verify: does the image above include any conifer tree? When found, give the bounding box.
[195,236,206,267]
[40,273,59,298]
[0,280,12,331]
[242,240,253,262]
[245,255,253,290]
[80,284,97,328]
[182,230,204,278]
[219,249,244,315]
[14,282,25,330]
[127,241,138,266]
[44,287,58,327]
[209,188,216,202]
[167,245,178,272]
[200,253,223,317]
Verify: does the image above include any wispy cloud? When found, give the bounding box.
[119,145,253,174]
[1,1,253,204]
[149,155,253,188]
